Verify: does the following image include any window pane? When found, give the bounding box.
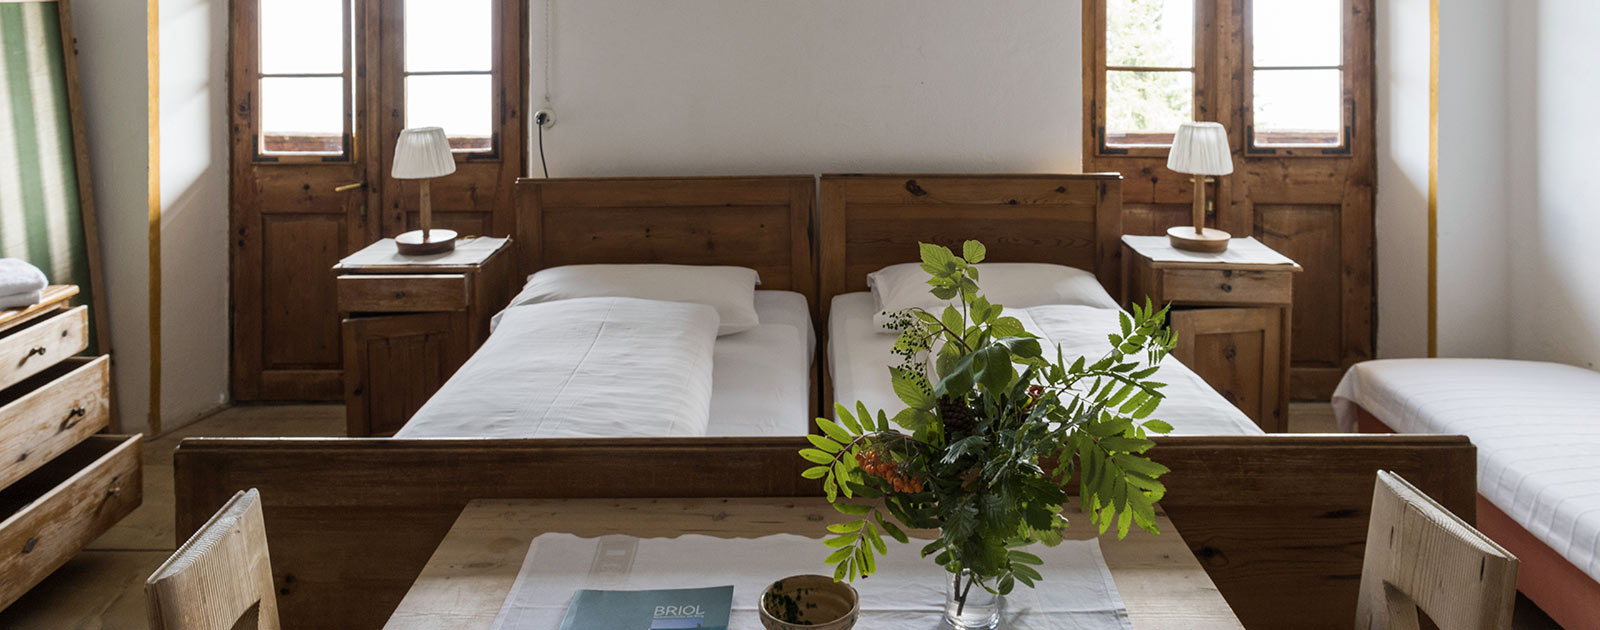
[406,74,492,151]
[1106,70,1193,144]
[260,0,344,75]
[260,77,345,154]
[1107,0,1194,68]
[404,0,492,73]
[1253,69,1341,145]
[1252,0,1341,67]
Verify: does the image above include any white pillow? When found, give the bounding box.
[507,264,761,335]
[867,262,1119,331]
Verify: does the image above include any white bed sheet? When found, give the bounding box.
[1333,358,1600,583]
[828,292,1261,436]
[707,291,813,436]
[399,297,719,438]
[398,291,815,438]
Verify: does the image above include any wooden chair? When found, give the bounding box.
[146,489,280,630]
[1357,471,1518,630]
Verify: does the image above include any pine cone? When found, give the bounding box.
[938,395,976,436]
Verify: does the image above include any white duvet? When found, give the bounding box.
[397,297,719,438]
[1333,358,1600,583]
[828,292,1262,436]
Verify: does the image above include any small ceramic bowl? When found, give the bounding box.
[757,574,860,630]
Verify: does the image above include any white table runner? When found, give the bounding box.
[491,533,1133,630]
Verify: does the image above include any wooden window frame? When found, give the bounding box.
[250,0,357,164]
[395,0,503,161]
[1241,0,1354,156]
[1086,0,1217,158]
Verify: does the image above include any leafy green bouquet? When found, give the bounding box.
[801,241,1177,610]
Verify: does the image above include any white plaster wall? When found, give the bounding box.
[72,0,152,434]
[1373,0,1431,359]
[1432,0,1511,358]
[528,0,1084,177]
[1506,0,1600,369]
[158,0,230,429]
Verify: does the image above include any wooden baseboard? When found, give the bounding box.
[1291,366,1343,400]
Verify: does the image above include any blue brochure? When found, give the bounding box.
[558,585,734,630]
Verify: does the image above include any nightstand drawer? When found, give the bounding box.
[1158,269,1293,305]
[338,274,470,312]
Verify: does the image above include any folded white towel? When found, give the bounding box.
[0,290,42,310]
[0,259,47,297]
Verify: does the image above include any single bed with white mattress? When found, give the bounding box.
[1332,359,1600,590]
[398,290,814,438]
[828,291,1262,436]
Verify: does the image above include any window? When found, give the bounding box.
[256,0,351,158]
[1101,0,1196,148]
[1247,0,1346,150]
[402,0,494,152]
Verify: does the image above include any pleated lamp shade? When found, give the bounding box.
[391,127,456,179]
[1166,122,1234,176]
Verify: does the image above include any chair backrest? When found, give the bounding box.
[147,489,280,630]
[1356,471,1518,630]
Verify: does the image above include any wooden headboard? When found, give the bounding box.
[818,173,1123,314]
[514,176,818,309]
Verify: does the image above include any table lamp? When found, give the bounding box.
[391,126,458,255]
[1165,121,1234,253]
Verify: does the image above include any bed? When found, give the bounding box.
[817,174,1261,436]
[1334,359,1600,630]
[170,174,1486,630]
[394,175,820,438]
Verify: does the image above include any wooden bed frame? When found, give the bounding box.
[177,174,1485,629]
[818,173,1123,312]
[172,434,1476,630]
[514,174,821,416]
[1352,405,1600,630]
[515,175,818,311]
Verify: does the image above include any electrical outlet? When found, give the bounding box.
[534,108,555,129]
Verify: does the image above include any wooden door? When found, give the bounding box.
[1085,0,1373,399]
[231,0,524,401]
[341,313,464,436]
[1169,307,1282,430]
[230,0,379,400]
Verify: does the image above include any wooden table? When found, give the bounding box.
[384,498,1243,629]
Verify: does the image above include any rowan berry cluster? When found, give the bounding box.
[855,450,926,493]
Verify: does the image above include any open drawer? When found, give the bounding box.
[0,434,142,611]
[0,356,112,489]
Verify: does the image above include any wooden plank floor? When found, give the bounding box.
[0,403,1565,629]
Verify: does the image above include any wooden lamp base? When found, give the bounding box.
[1167,225,1232,253]
[395,228,458,256]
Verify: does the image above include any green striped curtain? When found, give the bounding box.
[0,1,98,350]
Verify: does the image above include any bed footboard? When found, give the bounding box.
[173,434,1474,630]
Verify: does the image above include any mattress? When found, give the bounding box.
[398,291,814,438]
[707,291,814,436]
[1333,358,1600,583]
[828,292,1261,436]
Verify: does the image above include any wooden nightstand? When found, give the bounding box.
[333,237,513,436]
[1122,235,1302,432]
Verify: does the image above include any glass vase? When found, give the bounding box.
[944,569,1003,629]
